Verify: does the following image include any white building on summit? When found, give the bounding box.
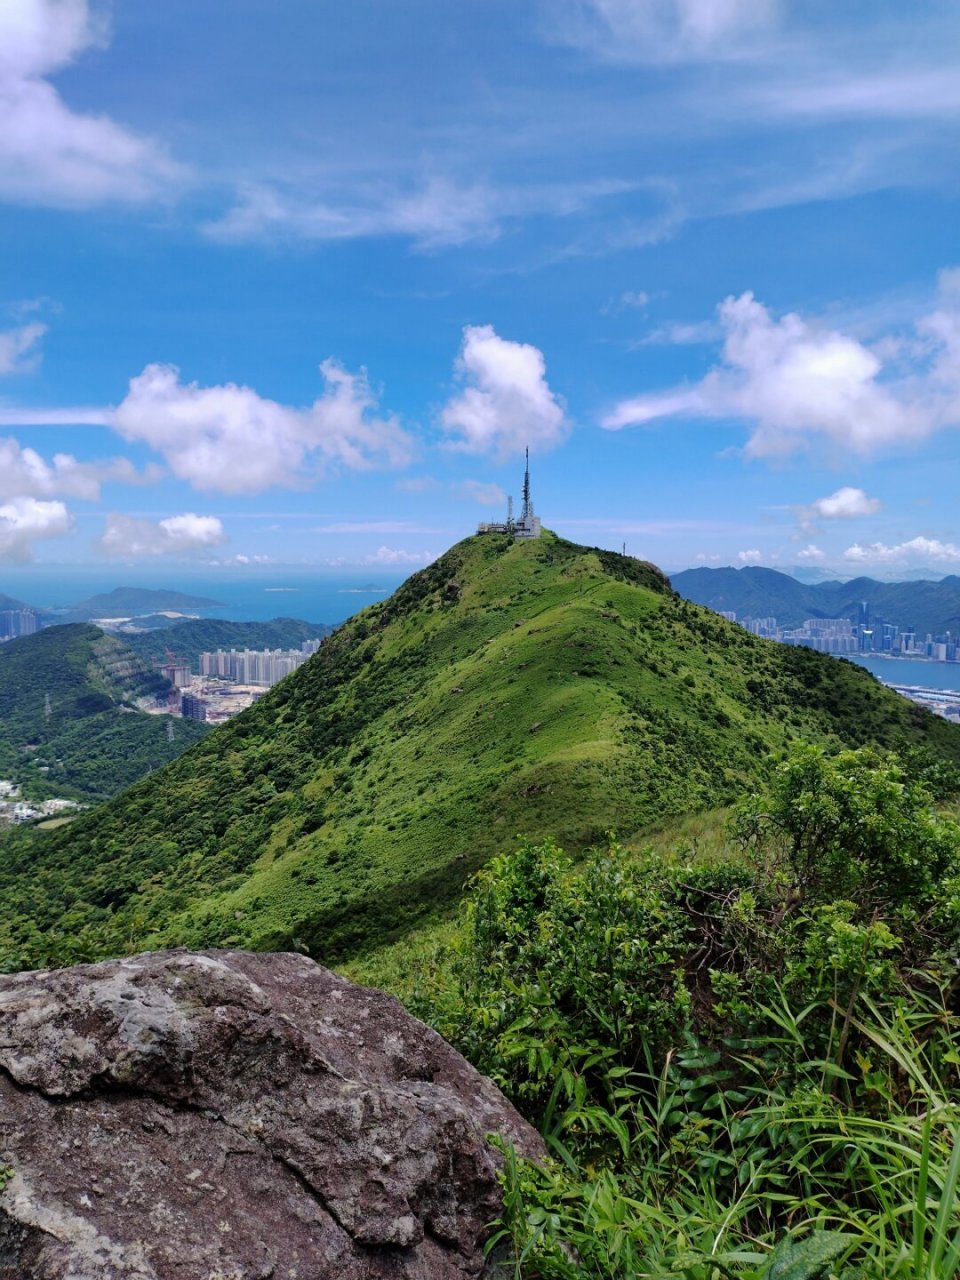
[477,448,542,540]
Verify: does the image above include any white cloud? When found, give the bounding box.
[0,322,46,374]
[112,360,412,494]
[795,485,882,531]
[456,480,507,506]
[0,0,183,206]
[843,537,960,566]
[808,487,882,520]
[362,546,437,566]
[441,325,569,459]
[695,552,720,563]
[0,436,156,500]
[796,544,826,563]
[738,548,762,564]
[0,494,71,560]
[603,275,960,457]
[98,512,226,558]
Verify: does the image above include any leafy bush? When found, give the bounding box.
[412,745,960,1278]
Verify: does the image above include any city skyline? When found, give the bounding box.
[0,2,958,573]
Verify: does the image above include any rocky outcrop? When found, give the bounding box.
[0,950,544,1279]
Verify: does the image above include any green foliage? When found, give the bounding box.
[404,747,960,1279]
[1,533,958,971]
[0,624,208,805]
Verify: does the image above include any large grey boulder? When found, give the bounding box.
[0,950,543,1279]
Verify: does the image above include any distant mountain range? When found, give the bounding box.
[671,566,960,636]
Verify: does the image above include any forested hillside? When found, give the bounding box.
[2,531,957,972]
[0,625,208,801]
[124,617,334,669]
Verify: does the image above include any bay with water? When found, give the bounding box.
[849,654,960,693]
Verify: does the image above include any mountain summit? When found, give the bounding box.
[3,531,958,971]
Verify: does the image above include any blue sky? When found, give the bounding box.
[1,0,959,578]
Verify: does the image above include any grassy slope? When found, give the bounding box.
[3,532,958,971]
[0,624,208,801]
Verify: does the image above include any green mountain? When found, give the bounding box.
[2,532,958,972]
[0,624,208,802]
[671,565,960,635]
[62,586,223,620]
[124,617,335,670]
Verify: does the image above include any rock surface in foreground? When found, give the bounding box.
[0,950,543,1279]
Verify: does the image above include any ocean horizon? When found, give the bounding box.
[1,565,414,627]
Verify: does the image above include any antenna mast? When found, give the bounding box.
[521,447,532,522]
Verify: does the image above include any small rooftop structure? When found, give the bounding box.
[477,448,542,540]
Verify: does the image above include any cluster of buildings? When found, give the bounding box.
[159,638,325,724]
[199,639,322,684]
[0,609,40,642]
[719,608,960,662]
[0,780,81,827]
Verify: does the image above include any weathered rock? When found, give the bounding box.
[0,950,544,1279]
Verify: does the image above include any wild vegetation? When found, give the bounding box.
[379,746,960,1279]
[1,532,957,973]
[0,624,208,803]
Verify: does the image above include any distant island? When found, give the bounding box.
[62,586,224,620]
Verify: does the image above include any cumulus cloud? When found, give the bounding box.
[112,360,412,494]
[0,494,71,560]
[0,436,156,500]
[796,544,826,562]
[795,486,882,531]
[0,322,46,374]
[441,325,569,459]
[602,274,960,457]
[738,548,763,564]
[843,536,960,566]
[0,0,183,206]
[809,486,882,520]
[98,512,226,558]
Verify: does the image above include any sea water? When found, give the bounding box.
[0,565,413,627]
[849,654,960,693]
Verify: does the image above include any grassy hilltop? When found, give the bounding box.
[2,531,958,971]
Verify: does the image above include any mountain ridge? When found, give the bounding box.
[672,565,960,635]
[2,531,957,972]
